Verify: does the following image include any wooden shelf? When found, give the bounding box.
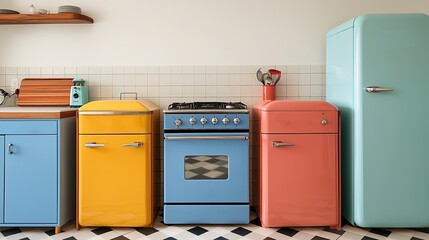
[0,13,93,24]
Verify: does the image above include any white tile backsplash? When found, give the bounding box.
[193,86,206,97]
[159,86,171,97]
[41,67,53,75]
[299,65,311,73]
[53,66,65,75]
[148,66,159,74]
[100,86,113,98]
[88,75,101,86]
[299,85,311,96]
[286,85,299,97]
[112,75,124,86]
[170,65,182,74]
[5,67,17,75]
[311,73,324,84]
[299,74,311,85]
[124,66,136,74]
[205,74,217,86]
[217,74,228,85]
[217,65,229,74]
[0,75,5,86]
[112,66,125,75]
[18,67,29,75]
[147,75,159,86]
[100,66,113,75]
[100,74,113,85]
[65,66,77,75]
[77,67,89,75]
[135,86,148,98]
[193,66,205,74]
[124,75,136,86]
[88,66,101,75]
[228,65,241,74]
[182,75,193,86]
[112,86,124,99]
[193,74,205,85]
[147,86,159,98]
[205,66,217,74]
[311,65,325,73]
[135,66,148,74]
[286,73,299,85]
[287,65,299,74]
[182,66,193,74]
[159,66,171,74]
[170,74,182,86]
[182,86,194,97]
[311,85,324,97]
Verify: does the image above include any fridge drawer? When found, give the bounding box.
[260,111,338,133]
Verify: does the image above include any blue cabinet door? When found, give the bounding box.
[4,135,58,224]
[0,136,4,223]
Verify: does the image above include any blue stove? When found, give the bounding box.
[163,102,250,224]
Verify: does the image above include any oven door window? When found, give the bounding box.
[184,155,228,180]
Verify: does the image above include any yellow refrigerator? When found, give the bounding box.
[77,100,159,227]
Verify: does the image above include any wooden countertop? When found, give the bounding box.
[0,106,77,119]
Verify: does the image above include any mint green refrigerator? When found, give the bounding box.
[326,13,429,227]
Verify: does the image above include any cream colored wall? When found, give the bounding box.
[0,0,428,66]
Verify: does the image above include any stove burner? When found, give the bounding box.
[168,102,247,110]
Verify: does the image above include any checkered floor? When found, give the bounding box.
[1,210,429,240]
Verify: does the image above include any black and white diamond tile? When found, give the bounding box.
[1,210,429,240]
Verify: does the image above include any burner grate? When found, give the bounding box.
[168,102,247,110]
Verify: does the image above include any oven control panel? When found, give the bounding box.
[164,113,249,130]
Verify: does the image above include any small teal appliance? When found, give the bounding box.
[70,78,88,107]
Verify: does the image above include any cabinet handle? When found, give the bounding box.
[85,142,106,148]
[122,142,143,148]
[8,143,13,154]
[272,141,294,148]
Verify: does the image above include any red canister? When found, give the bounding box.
[262,85,275,101]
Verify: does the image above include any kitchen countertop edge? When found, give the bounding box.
[0,107,77,119]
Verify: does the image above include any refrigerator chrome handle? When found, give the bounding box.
[8,143,13,154]
[121,142,143,148]
[272,141,294,148]
[85,142,106,148]
[365,86,394,93]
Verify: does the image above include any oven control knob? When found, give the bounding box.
[211,117,218,125]
[200,117,207,125]
[189,117,196,125]
[222,117,230,125]
[233,117,240,125]
[174,119,182,126]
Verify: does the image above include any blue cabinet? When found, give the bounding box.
[0,118,75,232]
[5,135,57,223]
[0,136,3,224]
